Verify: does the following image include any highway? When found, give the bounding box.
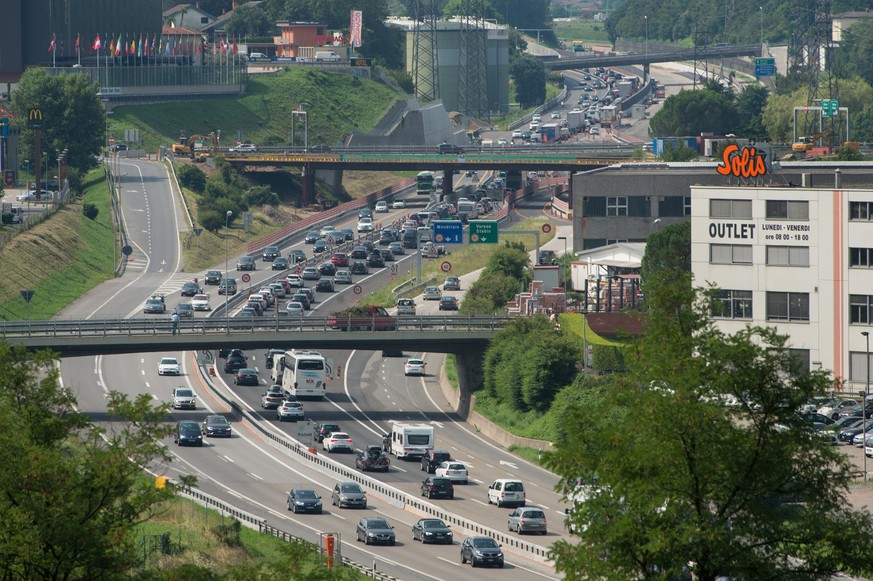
[57,159,564,580]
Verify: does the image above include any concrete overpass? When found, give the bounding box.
[545,43,761,77]
[1,316,508,357]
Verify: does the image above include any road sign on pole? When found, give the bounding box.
[241,273,251,283]
[821,99,839,118]
[754,57,776,77]
[433,221,463,244]
[469,221,499,244]
[541,223,552,233]
[353,285,363,295]
[440,261,451,272]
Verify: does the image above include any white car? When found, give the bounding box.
[423,286,441,300]
[230,143,257,153]
[277,400,305,421]
[589,126,600,135]
[319,225,336,238]
[285,274,304,288]
[435,461,469,484]
[511,130,523,139]
[392,199,406,209]
[375,201,389,213]
[404,358,426,376]
[497,138,508,146]
[531,114,541,123]
[357,217,374,232]
[323,432,354,452]
[190,294,211,311]
[158,357,181,376]
[550,111,561,119]
[285,301,305,317]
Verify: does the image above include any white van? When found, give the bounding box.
[315,51,341,62]
[487,479,526,507]
[417,226,432,242]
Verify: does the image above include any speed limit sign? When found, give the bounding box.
[440,261,451,273]
[241,273,251,283]
[542,223,552,233]
[353,285,363,295]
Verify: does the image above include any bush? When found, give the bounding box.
[198,209,225,232]
[82,203,99,219]
[591,344,629,373]
[1,213,13,225]
[177,163,207,193]
[244,185,280,207]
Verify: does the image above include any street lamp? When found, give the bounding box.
[225,210,233,319]
[300,102,310,152]
[649,218,662,235]
[644,15,648,61]
[760,7,764,46]
[863,331,870,481]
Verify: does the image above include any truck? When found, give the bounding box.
[566,110,585,134]
[456,199,478,222]
[599,105,619,128]
[327,304,397,331]
[539,122,560,143]
[388,422,435,459]
[617,80,635,98]
[171,133,216,160]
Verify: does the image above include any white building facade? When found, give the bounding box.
[691,184,873,389]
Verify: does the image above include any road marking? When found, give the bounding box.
[436,557,462,568]
[499,460,519,470]
[247,472,263,481]
[470,498,490,507]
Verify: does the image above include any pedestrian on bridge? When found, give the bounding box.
[171,311,180,335]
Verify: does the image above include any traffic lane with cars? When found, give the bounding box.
[213,347,571,546]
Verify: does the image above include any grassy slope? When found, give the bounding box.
[109,69,402,150]
[0,169,116,320]
[553,21,612,45]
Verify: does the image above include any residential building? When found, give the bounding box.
[832,11,873,43]
[691,183,873,387]
[162,3,216,32]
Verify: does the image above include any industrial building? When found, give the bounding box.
[690,181,873,388]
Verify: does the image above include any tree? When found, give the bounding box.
[658,143,697,161]
[0,343,179,579]
[649,88,738,137]
[734,84,769,140]
[226,3,275,37]
[544,277,873,581]
[10,68,105,174]
[177,163,207,193]
[640,220,691,285]
[511,54,546,108]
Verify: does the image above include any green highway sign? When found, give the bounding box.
[821,99,839,118]
[469,220,498,244]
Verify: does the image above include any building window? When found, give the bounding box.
[713,289,753,319]
[201,16,209,24]
[710,244,753,264]
[710,199,752,219]
[766,200,809,220]
[787,349,811,375]
[850,351,873,383]
[850,201,873,221]
[850,247,873,268]
[850,295,873,324]
[583,196,606,217]
[658,196,686,217]
[766,292,809,322]
[606,239,629,245]
[684,196,692,216]
[766,246,809,267]
[607,196,628,216]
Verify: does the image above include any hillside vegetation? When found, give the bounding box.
[109,68,403,150]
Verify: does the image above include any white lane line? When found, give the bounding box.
[95,355,109,395]
[247,473,263,481]
[470,498,490,507]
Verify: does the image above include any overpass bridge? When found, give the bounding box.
[1,316,509,357]
[545,44,761,75]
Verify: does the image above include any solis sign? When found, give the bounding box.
[716,144,767,178]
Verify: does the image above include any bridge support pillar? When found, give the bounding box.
[453,347,486,418]
[643,63,650,82]
[442,170,453,199]
[301,164,316,206]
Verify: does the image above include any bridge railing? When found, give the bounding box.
[0,315,513,338]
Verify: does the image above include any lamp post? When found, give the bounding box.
[649,218,662,235]
[760,7,764,46]
[225,210,233,319]
[300,102,310,152]
[863,331,870,481]
[644,15,648,61]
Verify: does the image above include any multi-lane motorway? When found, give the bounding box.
[57,158,564,579]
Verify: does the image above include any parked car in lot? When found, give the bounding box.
[411,518,453,544]
[435,461,469,484]
[443,276,461,291]
[272,257,289,270]
[323,432,354,452]
[202,415,232,437]
[277,399,305,421]
[236,256,255,271]
[158,357,181,376]
[233,368,259,386]
[181,281,203,296]
[404,358,426,376]
[261,385,285,408]
[460,536,504,568]
[508,507,547,535]
[332,482,367,509]
[356,517,396,545]
[421,476,454,499]
[287,488,322,513]
[174,421,203,447]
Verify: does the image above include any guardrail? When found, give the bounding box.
[161,147,196,230]
[508,85,569,131]
[195,356,552,563]
[0,315,513,338]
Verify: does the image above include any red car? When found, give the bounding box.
[330,252,349,267]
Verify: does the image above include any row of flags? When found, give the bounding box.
[48,33,240,58]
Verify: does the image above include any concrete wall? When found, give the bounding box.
[347,100,464,148]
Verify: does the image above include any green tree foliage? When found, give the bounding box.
[836,20,873,87]
[10,68,104,174]
[658,143,698,161]
[226,2,275,37]
[545,277,873,580]
[640,220,691,286]
[244,185,280,207]
[177,164,207,194]
[761,86,805,142]
[734,84,769,139]
[483,317,579,412]
[0,343,178,579]
[510,54,546,108]
[835,144,863,161]
[462,243,532,313]
[649,88,738,137]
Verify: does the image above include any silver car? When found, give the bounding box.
[335,270,353,285]
[331,482,367,509]
[277,400,304,422]
[507,507,547,535]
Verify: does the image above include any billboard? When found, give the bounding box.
[350,10,363,48]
